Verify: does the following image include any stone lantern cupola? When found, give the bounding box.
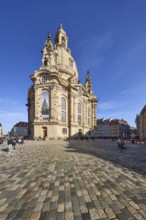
[55,23,68,49]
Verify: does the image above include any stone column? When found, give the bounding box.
[34,87,39,120]
[49,84,56,122]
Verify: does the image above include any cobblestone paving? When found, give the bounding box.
[68,139,146,176]
[0,140,146,220]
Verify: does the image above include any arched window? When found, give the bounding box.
[41,90,50,119]
[42,76,48,83]
[88,107,90,126]
[78,102,82,125]
[61,97,66,122]
[62,128,67,134]
[61,36,66,47]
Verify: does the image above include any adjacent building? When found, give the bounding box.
[0,123,2,136]
[136,105,146,140]
[97,118,130,138]
[129,126,137,138]
[97,118,111,138]
[27,24,98,139]
[10,122,28,137]
[135,114,140,137]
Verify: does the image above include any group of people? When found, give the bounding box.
[7,137,24,153]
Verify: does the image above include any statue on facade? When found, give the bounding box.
[42,98,49,115]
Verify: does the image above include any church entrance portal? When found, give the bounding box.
[42,127,47,139]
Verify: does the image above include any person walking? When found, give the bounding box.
[117,138,121,147]
[12,138,16,151]
[7,139,13,153]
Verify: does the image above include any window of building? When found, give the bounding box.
[88,107,90,126]
[62,128,67,134]
[78,102,82,125]
[42,76,48,83]
[41,90,49,118]
[61,97,66,122]
[61,97,66,110]
[61,36,66,47]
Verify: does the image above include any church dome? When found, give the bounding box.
[41,24,78,81]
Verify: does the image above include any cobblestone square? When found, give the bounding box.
[0,139,146,220]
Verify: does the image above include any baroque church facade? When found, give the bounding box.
[27,24,98,139]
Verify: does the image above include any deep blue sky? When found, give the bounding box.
[0,0,146,134]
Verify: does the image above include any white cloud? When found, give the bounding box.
[127,40,146,61]
[121,83,146,96]
[0,112,26,118]
[0,97,18,105]
[98,100,126,110]
[112,40,146,78]
[78,31,114,70]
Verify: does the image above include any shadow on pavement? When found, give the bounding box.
[1,148,9,153]
[65,139,146,177]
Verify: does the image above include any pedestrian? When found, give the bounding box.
[121,139,126,148]
[117,138,121,147]
[18,138,22,145]
[7,139,13,153]
[12,139,16,151]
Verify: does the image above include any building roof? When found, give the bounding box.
[140,105,146,115]
[103,119,111,124]
[97,118,111,124]
[97,118,129,126]
[130,126,136,130]
[97,119,104,124]
[110,119,128,125]
[14,122,28,127]
[110,119,119,125]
